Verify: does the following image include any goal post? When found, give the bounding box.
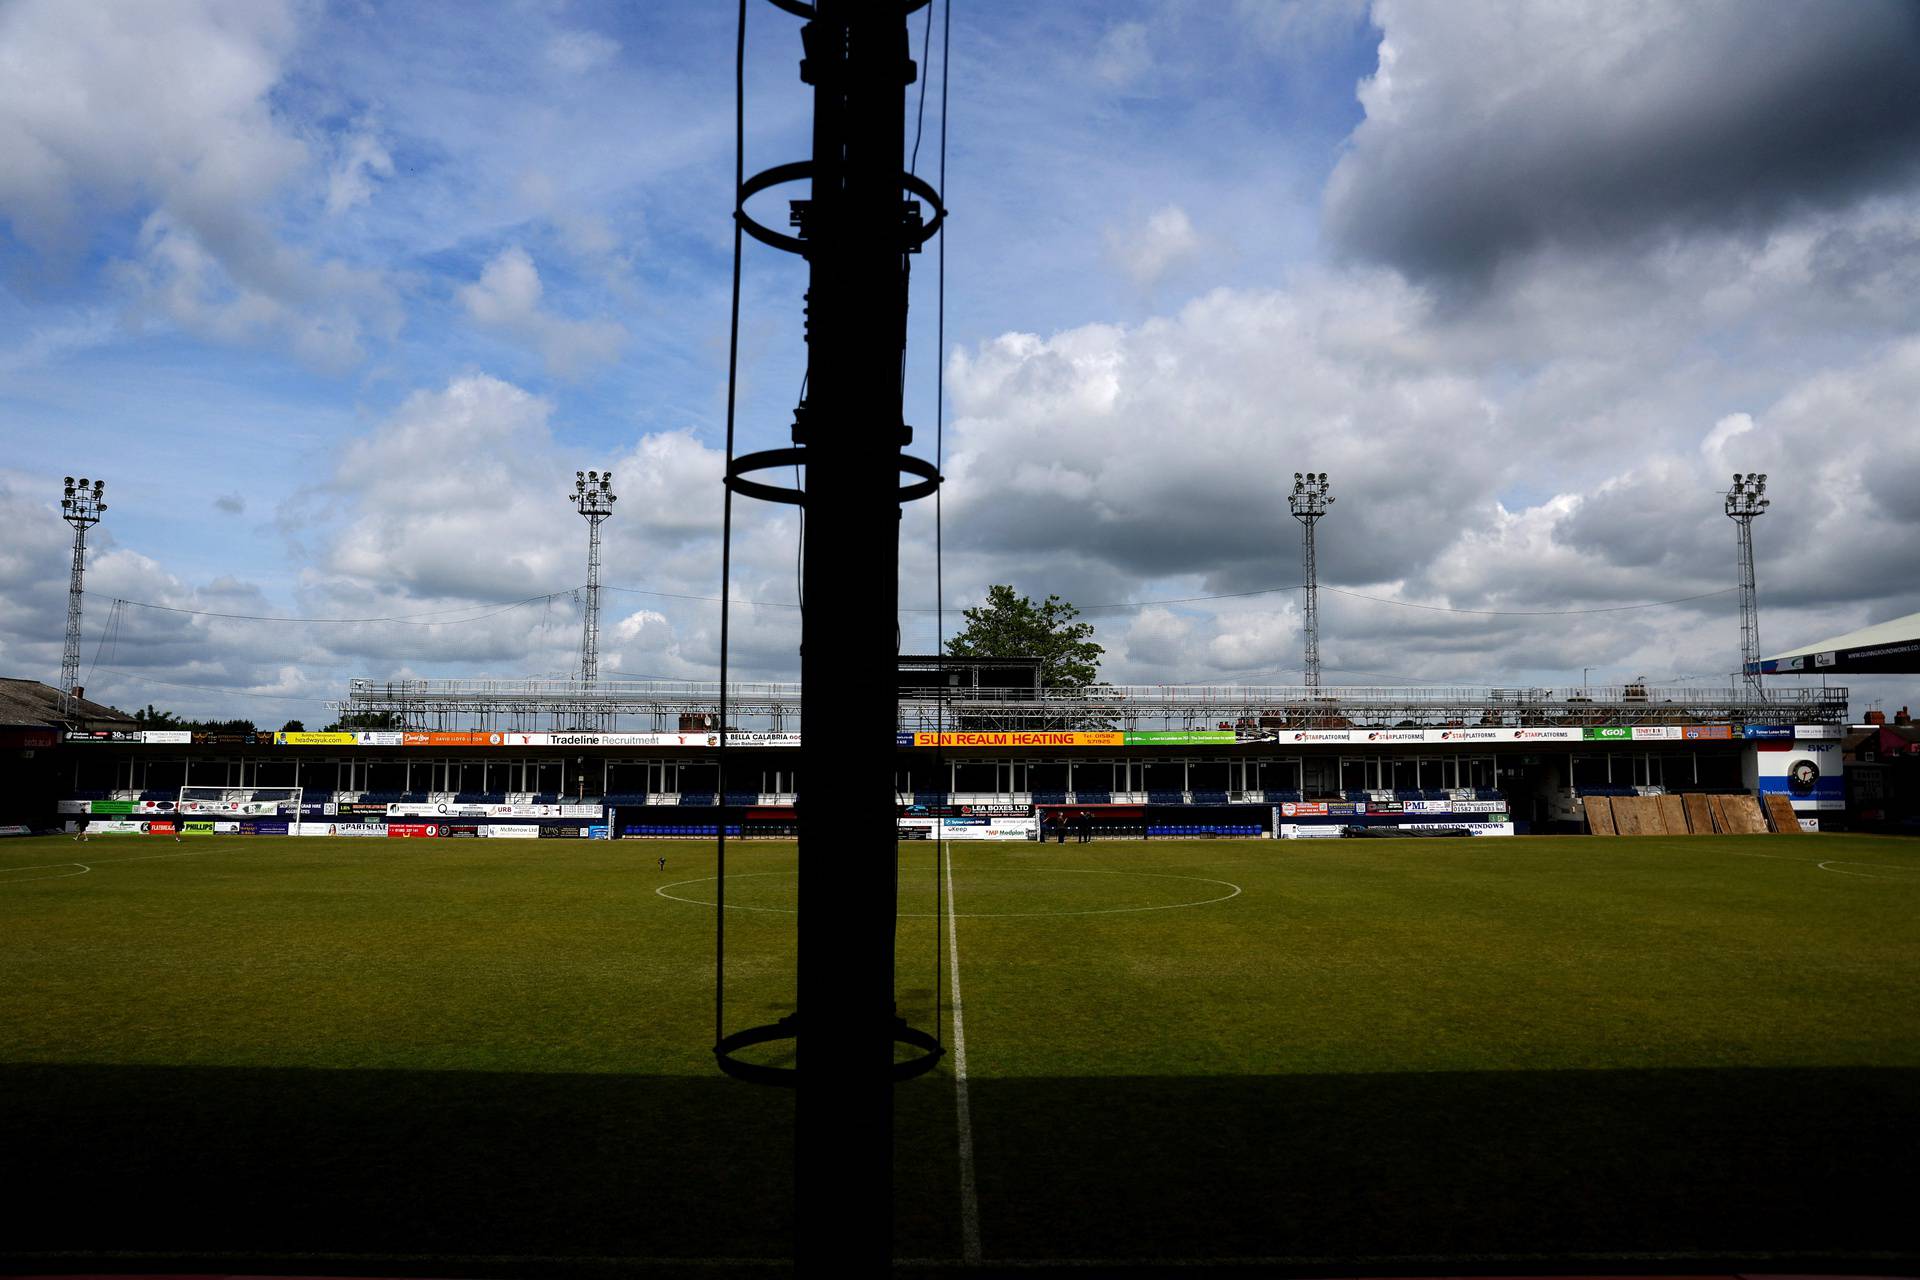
[177,786,304,817]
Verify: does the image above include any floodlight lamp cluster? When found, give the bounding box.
[60,475,106,525]
[571,469,617,517]
[1725,471,1770,516]
[1288,471,1333,515]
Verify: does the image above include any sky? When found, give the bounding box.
[2,0,1919,726]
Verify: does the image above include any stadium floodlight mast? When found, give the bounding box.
[1725,472,1770,697]
[570,470,617,688]
[58,476,106,718]
[1288,472,1334,692]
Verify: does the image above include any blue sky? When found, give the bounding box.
[3,0,1918,724]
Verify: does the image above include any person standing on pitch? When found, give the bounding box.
[1076,810,1093,843]
[658,855,666,870]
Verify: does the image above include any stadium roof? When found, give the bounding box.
[1748,610,1920,676]
[0,677,138,730]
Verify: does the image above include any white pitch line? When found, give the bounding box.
[944,843,982,1266]
[0,862,91,883]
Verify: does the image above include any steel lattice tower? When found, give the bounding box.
[58,476,106,717]
[1288,472,1333,691]
[1726,472,1769,695]
[571,470,616,686]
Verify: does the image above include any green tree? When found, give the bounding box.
[945,585,1104,689]
[323,710,400,732]
[280,719,306,733]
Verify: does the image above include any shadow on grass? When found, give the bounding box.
[1,1063,1914,1274]
[958,1066,1920,1269]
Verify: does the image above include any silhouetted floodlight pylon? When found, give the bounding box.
[1725,472,1768,697]
[58,476,106,717]
[571,470,616,688]
[1288,472,1333,692]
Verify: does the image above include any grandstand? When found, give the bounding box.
[30,674,1851,839]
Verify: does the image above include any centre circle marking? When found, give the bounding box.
[655,867,1243,917]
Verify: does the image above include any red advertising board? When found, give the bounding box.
[387,822,442,838]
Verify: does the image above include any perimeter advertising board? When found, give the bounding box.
[911,731,1124,747]
[1756,739,1845,812]
[897,816,1038,841]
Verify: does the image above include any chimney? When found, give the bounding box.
[1865,710,1887,726]
[1896,706,1913,726]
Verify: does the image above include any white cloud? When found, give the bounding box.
[326,122,395,216]
[457,245,626,376]
[0,0,401,367]
[1108,205,1202,286]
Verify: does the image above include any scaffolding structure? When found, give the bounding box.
[338,676,1845,733]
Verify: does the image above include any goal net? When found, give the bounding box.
[177,786,304,817]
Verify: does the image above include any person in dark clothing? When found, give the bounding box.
[1052,811,1068,844]
[658,855,667,870]
[1076,810,1093,843]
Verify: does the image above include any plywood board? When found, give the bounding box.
[1617,796,1648,835]
[1584,795,1616,836]
[1728,794,1767,834]
[1762,793,1801,834]
[1705,794,1730,834]
[1658,793,1690,835]
[1683,792,1714,835]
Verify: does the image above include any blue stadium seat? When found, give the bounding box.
[1032,790,1067,806]
[722,791,759,807]
[1191,790,1229,806]
[1075,790,1112,805]
[605,792,649,806]
[1265,789,1302,803]
[679,793,718,806]
[1148,790,1185,805]
[913,792,949,808]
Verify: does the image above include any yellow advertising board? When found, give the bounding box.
[274,731,358,745]
[911,731,1124,748]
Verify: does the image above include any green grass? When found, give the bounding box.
[2,833,1917,1273]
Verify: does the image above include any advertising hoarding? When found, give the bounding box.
[911,731,1124,747]
[1630,726,1682,740]
[275,731,357,746]
[1683,725,1734,740]
[1583,727,1632,740]
[1743,725,1794,740]
[897,816,1038,841]
[1756,739,1845,812]
[141,730,193,744]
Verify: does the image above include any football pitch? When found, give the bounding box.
[2,833,1917,1274]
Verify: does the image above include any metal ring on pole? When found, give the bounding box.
[714,1015,945,1087]
[726,447,942,506]
[737,162,945,258]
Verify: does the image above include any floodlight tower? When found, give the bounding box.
[1288,472,1334,692]
[58,476,106,717]
[1726,472,1769,696]
[571,470,616,687]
